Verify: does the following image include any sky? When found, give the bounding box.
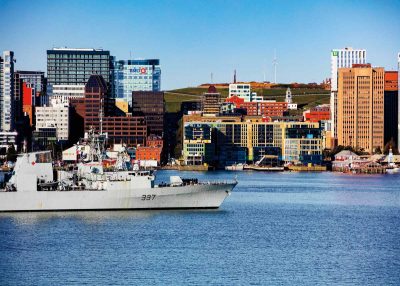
[0,0,399,90]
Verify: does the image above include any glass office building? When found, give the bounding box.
[47,48,111,86]
[112,59,161,105]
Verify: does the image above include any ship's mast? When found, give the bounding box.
[100,98,103,135]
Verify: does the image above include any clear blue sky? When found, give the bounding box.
[1,0,399,90]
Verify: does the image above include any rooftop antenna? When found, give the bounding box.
[130,51,132,60]
[234,69,237,83]
[211,72,213,84]
[273,49,278,84]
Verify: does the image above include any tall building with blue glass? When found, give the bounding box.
[112,59,161,106]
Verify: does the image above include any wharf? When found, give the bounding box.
[288,165,327,172]
[160,165,212,171]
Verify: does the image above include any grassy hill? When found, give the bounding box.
[164,87,330,113]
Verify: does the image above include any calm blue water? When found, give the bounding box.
[0,171,399,285]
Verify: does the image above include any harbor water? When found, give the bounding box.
[0,171,399,285]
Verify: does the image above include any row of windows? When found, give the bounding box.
[48,54,109,59]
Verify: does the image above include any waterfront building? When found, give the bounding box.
[112,59,161,106]
[136,145,163,164]
[35,105,70,141]
[131,91,164,136]
[183,123,214,165]
[330,47,366,142]
[0,51,15,132]
[202,86,221,116]
[337,64,384,154]
[384,71,398,148]
[183,121,322,166]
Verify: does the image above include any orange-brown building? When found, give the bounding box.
[337,64,385,153]
[22,82,35,126]
[385,71,398,91]
[136,146,163,163]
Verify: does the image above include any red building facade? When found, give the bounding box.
[304,105,330,122]
[225,96,288,116]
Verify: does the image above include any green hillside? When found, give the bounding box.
[164,87,330,113]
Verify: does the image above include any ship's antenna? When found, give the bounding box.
[100,98,103,135]
[273,49,278,84]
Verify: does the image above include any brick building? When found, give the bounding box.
[304,105,330,122]
[131,91,164,136]
[70,75,147,146]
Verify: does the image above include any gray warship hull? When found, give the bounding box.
[0,183,236,212]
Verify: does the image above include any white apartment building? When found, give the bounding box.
[0,51,15,131]
[35,105,69,141]
[229,83,262,102]
[49,84,85,107]
[330,47,366,139]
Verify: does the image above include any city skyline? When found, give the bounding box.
[0,0,399,90]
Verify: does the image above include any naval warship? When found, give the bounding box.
[0,131,237,212]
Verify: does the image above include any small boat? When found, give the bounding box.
[386,164,399,174]
[225,163,244,171]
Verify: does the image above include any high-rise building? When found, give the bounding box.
[337,64,384,153]
[14,71,46,122]
[47,48,111,105]
[0,51,15,132]
[131,91,164,136]
[330,47,366,142]
[112,59,161,106]
[384,71,398,148]
[83,74,147,146]
[47,48,111,86]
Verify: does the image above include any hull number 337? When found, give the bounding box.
[141,195,156,201]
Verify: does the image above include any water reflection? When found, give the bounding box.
[0,210,155,226]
